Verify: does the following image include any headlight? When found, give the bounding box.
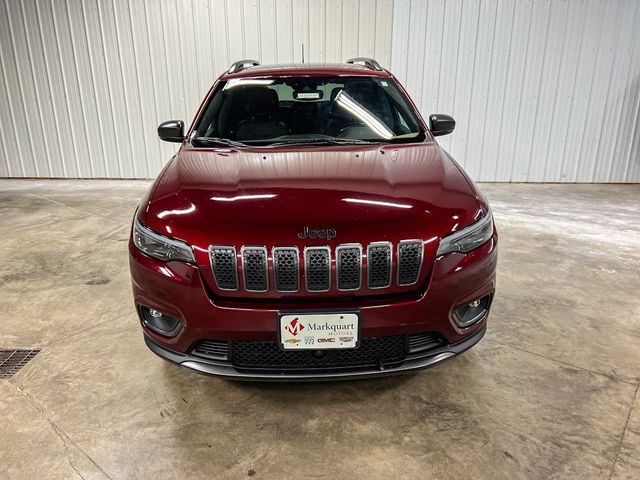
[133,216,195,263]
[437,210,494,256]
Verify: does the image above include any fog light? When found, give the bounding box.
[139,306,182,337]
[453,295,491,328]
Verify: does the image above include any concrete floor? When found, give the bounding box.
[0,180,639,480]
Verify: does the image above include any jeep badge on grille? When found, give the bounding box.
[298,227,337,240]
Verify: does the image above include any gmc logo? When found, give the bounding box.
[298,226,337,240]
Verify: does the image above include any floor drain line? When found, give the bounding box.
[0,349,40,379]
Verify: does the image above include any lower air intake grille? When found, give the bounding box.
[231,336,407,370]
[242,247,268,291]
[367,243,392,289]
[397,241,423,286]
[407,332,445,353]
[209,246,238,290]
[336,245,362,291]
[273,248,299,292]
[191,340,229,360]
[305,247,331,292]
[190,332,444,372]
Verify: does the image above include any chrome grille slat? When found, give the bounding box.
[209,246,239,291]
[273,247,300,292]
[397,240,424,286]
[242,246,268,292]
[304,246,331,292]
[336,244,362,291]
[367,242,392,289]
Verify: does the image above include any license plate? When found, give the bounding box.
[278,312,359,350]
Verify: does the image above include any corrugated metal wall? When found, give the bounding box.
[392,0,640,182]
[0,0,393,178]
[1,0,639,182]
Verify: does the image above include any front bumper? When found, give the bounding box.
[144,324,486,381]
[130,231,497,380]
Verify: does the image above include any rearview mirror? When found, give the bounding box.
[429,114,455,137]
[158,120,184,143]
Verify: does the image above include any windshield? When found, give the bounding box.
[192,76,425,146]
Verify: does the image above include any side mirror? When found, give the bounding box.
[429,114,455,137]
[158,120,184,143]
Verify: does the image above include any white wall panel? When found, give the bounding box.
[3,0,638,182]
[0,0,393,178]
[392,0,640,182]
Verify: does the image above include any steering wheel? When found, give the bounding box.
[336,122,367,138]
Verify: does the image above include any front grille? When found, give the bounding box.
[367,242,392,289]
[185,331,446,372]
[191,340,229,360]
[273,247,299,292]
[397,240,423,286]
[209,240,425,294]
[336,245,362,291]
[209,246,238,290]
[305,247,331,292]
[231,336,407,370]
[242,247,268,292]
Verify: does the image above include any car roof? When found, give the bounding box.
[221,63,392,79]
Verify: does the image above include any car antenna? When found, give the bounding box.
[301,43,305,63]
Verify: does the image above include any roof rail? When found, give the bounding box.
[346,57,384,71]
[227,59,260,74]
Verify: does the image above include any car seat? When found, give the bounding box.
[235,88,289,140]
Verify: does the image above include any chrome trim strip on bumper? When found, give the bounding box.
[143,325,486,382]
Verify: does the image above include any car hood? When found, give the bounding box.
[142,143,483,249]
[140,142,485,298]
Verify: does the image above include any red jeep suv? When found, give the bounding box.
[129,58,497,380]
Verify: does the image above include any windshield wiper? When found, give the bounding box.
[191,136,248,148]
[268,137,382,147]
